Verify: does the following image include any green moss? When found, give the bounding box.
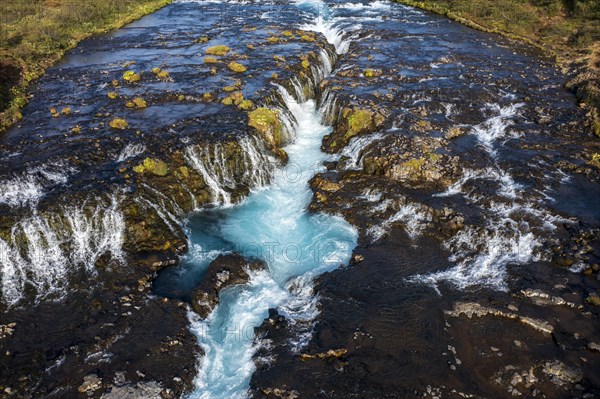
[344,109,373,140]
[590,153,600,167]
[248,107,283,147]
[586,295,600,306]
[157,70,170,79]
[109,118,129,130]
[228,62,247,73]
[363,69,382,78]
[178,166,190,178]
[108,91,118,99]
[123,70,141,83]
[134,158,169,176]
[302,60,310,69]
[446,126,463,139]
[206,45,231,56]
[401,158,426,173]
[238,100,254,110]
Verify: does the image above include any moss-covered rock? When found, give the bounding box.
[590,153,600,168]
[586,294,600,306]
[206,45,230,56]
[228,62,247,73]
[109,118,129,130]
[248,107,283,147]
[133,158,169,177]
[345,109,374,140]
[363,69,382,77]
[238,100,254,110]
[123,70,141,83]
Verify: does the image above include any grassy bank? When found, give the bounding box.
[393,0,600,136]
[0,0,173,133]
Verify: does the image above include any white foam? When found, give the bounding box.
[368,203,431,242]
[117,143,146,162]
[470,103,524,155]
[339,133,384,169]
[411,223,540,292]
[0,162,75,207]
[0,196,125,305]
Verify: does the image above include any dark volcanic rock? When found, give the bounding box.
[192,254,266,318]
[0,272,199,398]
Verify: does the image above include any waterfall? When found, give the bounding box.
[185,136,276,207]
[0,196,125,306]
[339,132,384,169]
[410,102,562,292]
[186,5,359,397]
[117,143,146,162]
[0,161,76,208]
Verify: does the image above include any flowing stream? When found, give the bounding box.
[177,4,358,397]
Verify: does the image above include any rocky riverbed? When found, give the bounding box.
[0,0,599,398]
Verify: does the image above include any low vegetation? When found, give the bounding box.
[0,0,173,133]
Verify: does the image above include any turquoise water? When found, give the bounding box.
[184,11,358,394]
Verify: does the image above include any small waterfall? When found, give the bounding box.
[410,102,560,292]
[435,167,523,199]
[0,161,75,208]
[318,87,341,125]
[0,196,125,305]
[301,15,353,55]
[367,202,432,242]
[470,103,524,156]
[117,143,146,162]
[411,222,540,292]
[185,136,276,207]
[339,132,384,169]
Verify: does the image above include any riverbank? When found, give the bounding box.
[0,0,173,134]
[392,0,600,137]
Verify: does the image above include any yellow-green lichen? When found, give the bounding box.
[344,109,373,140]
[110,118,129,130]
[248,107,283,147]
[204,56,219,64]
[238,100,254,110]
[228,62,247,73]
[126,97,147,109]
[206,45,230,56]
[134,158,169,176]
[363,69,382,78]
[123,70,141,83]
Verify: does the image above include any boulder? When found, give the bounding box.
[192,254,266,318]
